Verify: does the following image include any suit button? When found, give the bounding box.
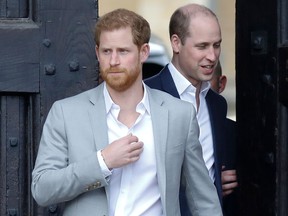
[94,181,101,188]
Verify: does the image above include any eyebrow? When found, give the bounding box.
[195,39,222,45]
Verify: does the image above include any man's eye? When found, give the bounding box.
[103,50,111,54]
[119,50,128,54]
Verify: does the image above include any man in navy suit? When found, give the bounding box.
[210,61,238,216]
[145,3,235,215]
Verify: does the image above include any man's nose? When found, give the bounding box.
[110,52,120,66]
[206,47,218,61]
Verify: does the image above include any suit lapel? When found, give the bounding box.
[87,83,109,152]
[87,83,111,199]
[147,87,168,211]
[205,90,225,202]
[160,66,180,98]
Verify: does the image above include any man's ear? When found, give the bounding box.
[95,45,99,59]
[170,34,181,54]
[140,43,150,63]
[218,75,227,94]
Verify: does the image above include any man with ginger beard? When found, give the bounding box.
[31,8,222,216]
[100,55,141,92]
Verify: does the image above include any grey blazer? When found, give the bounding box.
[31,83,222,216]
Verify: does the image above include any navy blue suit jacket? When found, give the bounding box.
[144,65,227,215]
[222,118,237,216]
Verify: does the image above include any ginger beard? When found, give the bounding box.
[100,60,141,92]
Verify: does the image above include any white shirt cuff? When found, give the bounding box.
[97,150,112,179]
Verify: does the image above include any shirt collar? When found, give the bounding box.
[168,62,211,97]
[103,82,151,115]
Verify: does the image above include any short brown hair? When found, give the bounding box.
[169,4,218,45]
[94,8,151,49]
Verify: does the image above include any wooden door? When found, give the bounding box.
[236,0,288,215]
[0,0,98,215]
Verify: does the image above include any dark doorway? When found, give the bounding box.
[0,0,98,215]
[236,0,288,215]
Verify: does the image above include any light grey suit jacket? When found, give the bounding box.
[31,83,222,216]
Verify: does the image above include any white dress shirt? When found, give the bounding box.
[168,63,215,182]
[98,83,163,216]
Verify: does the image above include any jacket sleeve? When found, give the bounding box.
[31,101,108,207]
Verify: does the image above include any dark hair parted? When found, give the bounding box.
[169,4,218,45]
[94,8,151,49]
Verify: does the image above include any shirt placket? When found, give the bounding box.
[114,112,145,215]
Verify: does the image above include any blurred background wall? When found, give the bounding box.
[99,0,236,120]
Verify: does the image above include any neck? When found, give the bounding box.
[107,81,144,128]
[107,81,144,110]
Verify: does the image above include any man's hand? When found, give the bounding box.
[222,166,238,197]
[101,134,144,169]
